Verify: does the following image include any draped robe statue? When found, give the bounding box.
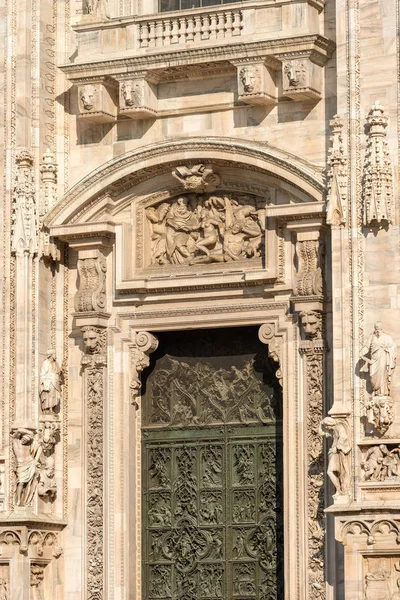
[360,322,397,396]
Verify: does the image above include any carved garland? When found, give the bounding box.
[81,326,107,600]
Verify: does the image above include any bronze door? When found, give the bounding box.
[142,328,284,600]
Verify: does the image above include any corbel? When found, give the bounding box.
[231,58,278,106]
[116,71,158,119]
[77,76,118,123]
[278,51,323,102]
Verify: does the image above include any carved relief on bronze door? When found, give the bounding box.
[142,328,284,600]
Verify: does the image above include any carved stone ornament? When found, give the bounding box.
[39,148,57,217]
[361,444,400,482]
[146,193,264,266]
[37,420,59,500]
[281,56,322,101]
[118,77,158,119]
[360,322,397,434]
[319,416,352,498]
[75,254,107,313]
[84,0,108,15]
[363,101,394,226]
[258,322,283,387]
[326,115,347,226]
[294,240,324,296]
[121,80,142,107]
[40,349,62,415]
[172,164,221,193]
[79,84,99,112]
[77,80,117,123]
[12,428,41,507]
[0,576,8,600]
[284,60,306,88]
[239,65,261,95]
[30,564,45,587]
[11,149,38,256]
[130,331,158,406]
[81,326,107,363]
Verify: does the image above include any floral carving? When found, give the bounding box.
[75,255,107,313]
[146,193,264,266]
[363,101,394,226]
[294,240,323,296]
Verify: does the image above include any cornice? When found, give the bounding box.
[59,35,335,81]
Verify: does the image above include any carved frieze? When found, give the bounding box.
[326,115,347,226]
[145,193,265,267]
[75,254,107,313]
[77,79,117,123]
[363,101,394,226]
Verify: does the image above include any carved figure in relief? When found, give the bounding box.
[364,559,390,600]
[319,417,351,497]
[360,322,397,396]
[40,350,62,414]
[82,326,103,355]
[239,66,261,94]
[361,445,387,481]
[284,61,306,88]
[366,396,394,434]
[12,428,42,506]
[146,193,264,267]
[79,85,98,111]
[121,81,142,107]
[0,578,7,600]
[392,579,400,600]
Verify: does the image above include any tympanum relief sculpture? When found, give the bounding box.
[146,193,264,267]
[360,322,397,434]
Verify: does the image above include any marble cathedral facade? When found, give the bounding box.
[0,0,400,598]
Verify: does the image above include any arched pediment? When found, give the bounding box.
[46,137,325,228]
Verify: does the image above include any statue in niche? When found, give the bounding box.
[146,194,264,267]
[39,349,62,414]
[319,417,351,497]
[360,322,397,397]
[12,428,42,507]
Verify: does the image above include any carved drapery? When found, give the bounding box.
[363,101,394,226]
[81,325,107,600]
[129,331,158,406]
[75,253,107,313]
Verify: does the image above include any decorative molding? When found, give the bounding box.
[39,149,57,218]
[326,114,347,226]
[363,101,394,226]
[81,326,108,600]
[258,321,284,387]
[75,254,107,313]
[340,519,400,546]
[129,331,158,406]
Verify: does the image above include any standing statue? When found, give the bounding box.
[360,322,397,396]
[12,428,42,507]
[40,350,62,414]
[319,417,352,497]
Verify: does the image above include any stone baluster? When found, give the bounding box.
[210,14,217,40]
[163,19,172,45]
[178,17,186,43]
[186,15,195,42]
[216,12,225,39]
[225,11,233,38]
[155,20,164,47]
[201,14,210,40]
[232,10,241,36]
[139,22,149,48]
[194,15,202,42]
[171,18,179,44]
[148,21,156,48]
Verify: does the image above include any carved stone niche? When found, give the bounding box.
[233,61,278,106]
[336,518,400,600]
[77,78,118,123]
[117,74,158,119]
[280,54,322,101]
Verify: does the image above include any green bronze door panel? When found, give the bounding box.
[141,328,283,600]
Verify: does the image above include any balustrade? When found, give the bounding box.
[137,8,243,48]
